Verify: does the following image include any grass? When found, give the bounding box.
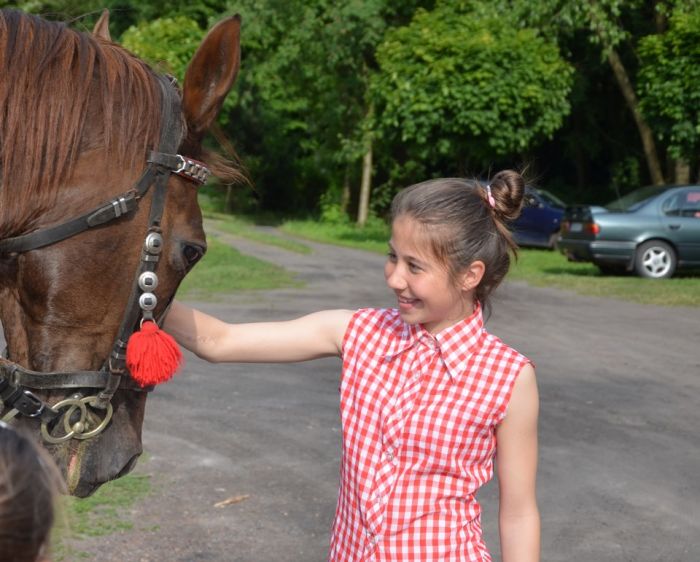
[279,218,700,307]
[510,248,700,307]
[178,235,302,299]
[52,473,152,560]
[281,218,390,254]
[204,212,311,254]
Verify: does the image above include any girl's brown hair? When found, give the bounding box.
[0,423,65,562]
[390,170,525,306]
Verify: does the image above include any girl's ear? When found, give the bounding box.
[459,260,486,292]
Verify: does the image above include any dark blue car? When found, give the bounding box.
[512,187,565,249]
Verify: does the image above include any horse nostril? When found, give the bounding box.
[117,453,140,479]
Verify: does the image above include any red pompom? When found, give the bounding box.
[126,321,183,386]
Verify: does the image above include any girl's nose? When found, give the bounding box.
[385,263,406,290]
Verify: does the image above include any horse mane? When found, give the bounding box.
[0,10,164,238]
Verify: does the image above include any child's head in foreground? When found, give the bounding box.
[0,421,65,562]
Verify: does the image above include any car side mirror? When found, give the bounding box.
[524,194,538,208]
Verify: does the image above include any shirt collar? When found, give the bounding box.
[384,303,486,380]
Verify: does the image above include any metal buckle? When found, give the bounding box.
[174,154,188,175]
[174,155,210,184]
[14,390,46,418]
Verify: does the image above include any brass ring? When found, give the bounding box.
[40,396,113,444]
[41,397,84,444]
[73,397,113,440]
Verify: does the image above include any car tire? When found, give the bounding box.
[634,240,677,279]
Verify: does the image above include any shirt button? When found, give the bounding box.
[385,449,394,461]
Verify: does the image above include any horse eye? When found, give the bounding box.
[181,243,205,269]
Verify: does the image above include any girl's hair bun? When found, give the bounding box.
[488,170,525,223]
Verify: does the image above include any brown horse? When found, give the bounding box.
[0,10,241,496]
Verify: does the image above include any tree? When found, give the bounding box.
[370,5,573,181]
[495,0,667,185]
[214,0,434,218]
[120,16,205,79]
[579,0,665,185]
[638,4,700,178]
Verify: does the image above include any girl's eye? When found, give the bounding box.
[387,251,397,262]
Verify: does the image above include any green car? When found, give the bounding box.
[558,184,700,278]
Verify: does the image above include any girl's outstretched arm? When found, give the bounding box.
[496,363,540,562]
[163,300,354,363]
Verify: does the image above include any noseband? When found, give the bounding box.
[0,75,209,443]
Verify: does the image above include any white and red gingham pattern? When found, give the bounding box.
[328,305,529,561]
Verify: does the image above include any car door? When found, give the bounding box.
[659,188,700,263]
[514,190,560,246]
[514,192,544,244]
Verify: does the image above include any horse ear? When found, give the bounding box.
[183,15,241,141]
[92,9,111,42]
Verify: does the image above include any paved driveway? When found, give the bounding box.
[15,227,700,561]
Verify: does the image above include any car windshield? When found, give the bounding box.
[605,185,672,212]
[537,189,566,209]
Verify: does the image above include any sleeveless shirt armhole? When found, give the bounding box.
[340,308,366,359]
[495,357,535,425]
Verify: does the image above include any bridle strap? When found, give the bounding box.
[149,152,210,185]
[0,190,139,254]
[0,364,59,424]
[96,74,185,406]
[5,366,149,390]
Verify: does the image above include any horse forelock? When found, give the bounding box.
[0,10,165,238]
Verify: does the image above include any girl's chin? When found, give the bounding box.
[397,307,423,326]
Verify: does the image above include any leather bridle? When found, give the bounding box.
[0,74,209,443]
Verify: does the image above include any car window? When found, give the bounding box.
[538,190,566,209]
[606,185,671,211]
[663,190,700,218]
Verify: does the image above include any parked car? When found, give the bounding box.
[512,187,566,249]
[558,184,700,278]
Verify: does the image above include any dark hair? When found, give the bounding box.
[390,170,525,306]
[0,422,64,562]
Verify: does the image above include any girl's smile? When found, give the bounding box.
[397,295,419,310]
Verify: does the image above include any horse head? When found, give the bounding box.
[0,10,241,496]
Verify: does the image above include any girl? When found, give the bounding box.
[0,421,65,562]
[164,170,540,561]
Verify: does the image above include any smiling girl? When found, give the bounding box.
[164,170,539,561]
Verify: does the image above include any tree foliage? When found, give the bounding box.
[638,4,700,160]
[371,6,573,172]
[121,16,204,79]
[4,0,700,211]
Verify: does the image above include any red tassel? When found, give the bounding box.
[126,321,183,387]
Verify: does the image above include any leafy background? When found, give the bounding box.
[4,0,700,221]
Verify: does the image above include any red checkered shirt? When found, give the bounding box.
[328,304,529,561]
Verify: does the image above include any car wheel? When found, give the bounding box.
[634,240,676,279]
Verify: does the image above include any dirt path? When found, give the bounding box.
[55,226,700,561]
